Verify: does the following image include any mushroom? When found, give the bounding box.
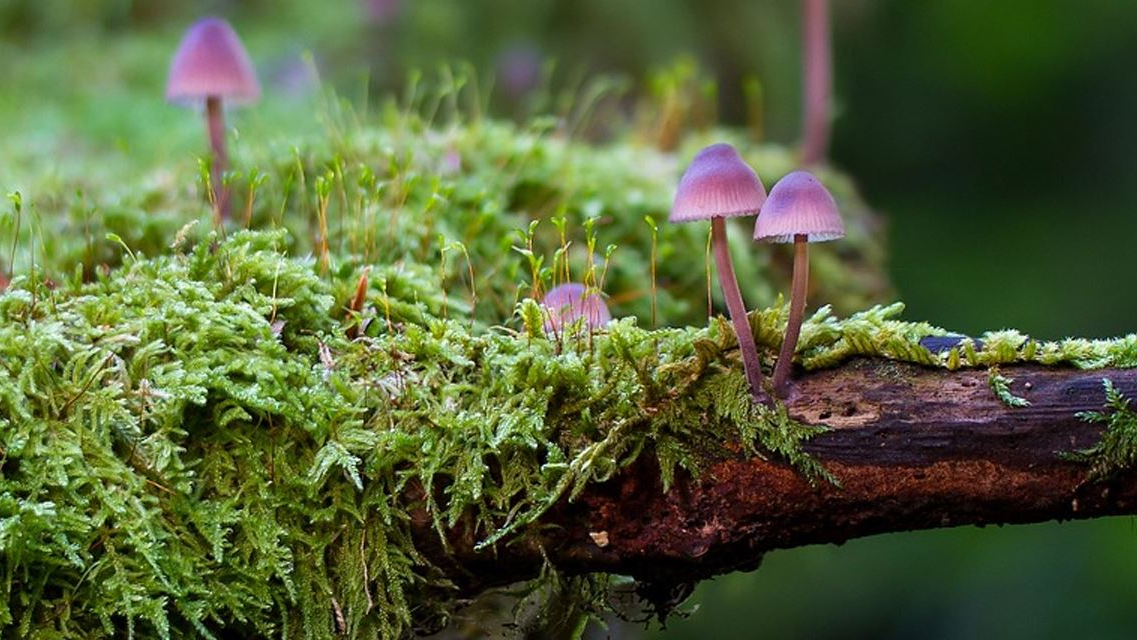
[671,143,768,402]
[166,17,260,222]
[753,170,844,394]
[541,283,611,334]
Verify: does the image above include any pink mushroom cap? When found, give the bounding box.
[753,170,845,243]
[670,143,768,223]
[166,17,261,105]
[541,283,611,333]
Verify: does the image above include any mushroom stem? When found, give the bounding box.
[711,218,766,402]
[801,0,831,166]
[774,234,809,393]
[206,95,230,222]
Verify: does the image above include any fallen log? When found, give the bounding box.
[416,359,1137,596]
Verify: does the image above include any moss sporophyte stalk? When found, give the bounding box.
[4,111,1137,638]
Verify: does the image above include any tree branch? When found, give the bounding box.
[414,359,1137,595]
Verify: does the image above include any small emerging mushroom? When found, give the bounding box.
[671,143,768,402]
[166,17,260,222]
[541,283,611,334]
[754,170,844,394]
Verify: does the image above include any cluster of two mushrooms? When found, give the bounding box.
[671,143,844,403]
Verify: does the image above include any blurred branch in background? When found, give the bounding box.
[800,0,830,165]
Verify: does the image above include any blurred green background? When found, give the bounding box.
[3,0,1137,637]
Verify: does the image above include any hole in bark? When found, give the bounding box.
[687,519,710,532]
[819,410,832,419]
[843,404,857,417]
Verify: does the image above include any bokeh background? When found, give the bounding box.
[3,0,1137,637]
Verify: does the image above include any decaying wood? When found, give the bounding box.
[414,359,1137,595]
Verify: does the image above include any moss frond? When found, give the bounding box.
[1067,379,1137,481]
[989,368,1030,408]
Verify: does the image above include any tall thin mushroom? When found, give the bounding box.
[166,17,260,222]
[754,170,844,395]
[671,143,768,402]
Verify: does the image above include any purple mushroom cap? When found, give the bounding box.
[670,143,768,223]
[753,170,844,243]
[166,17,261,105]
[541,283,611,333]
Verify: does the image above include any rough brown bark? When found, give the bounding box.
[416,359,1137,595]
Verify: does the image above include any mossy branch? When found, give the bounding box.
[418,360,1137,597]
[3,104,1135,635]
[6,225,1137,637]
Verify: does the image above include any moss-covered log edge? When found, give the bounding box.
[3,230,1137,638]
[429,361,1137,597]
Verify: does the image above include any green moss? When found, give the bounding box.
[0,224,853,638]
[988,368,1030,408]
[7,214,1137,637]
[3,101,891,332]
[5,199,1137,640]
[787,302,1137,373]
[1067,379,1137,481]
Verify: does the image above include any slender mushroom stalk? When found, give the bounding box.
[671,143,769,403]
[205,96,229,217]
[773,233,810,391]
[711,218,766,400]
[801,0,832,166]
[166,17,260,223]
[754,171,844,396]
